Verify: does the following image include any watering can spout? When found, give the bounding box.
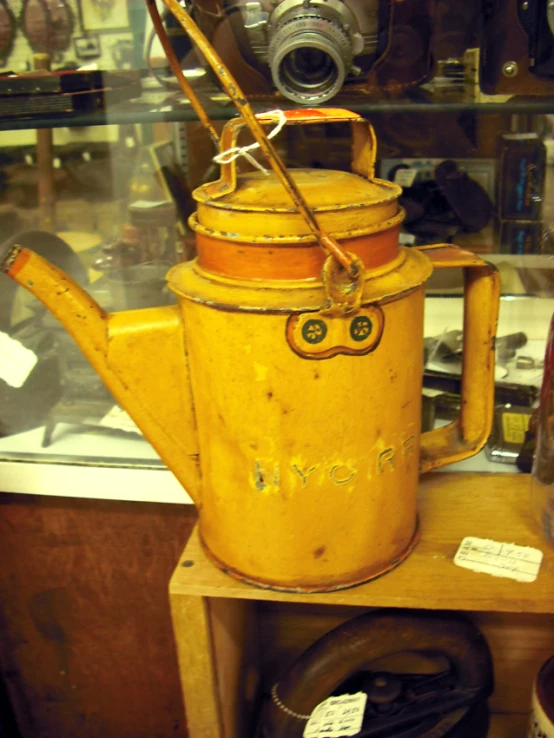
[2,245,202,504]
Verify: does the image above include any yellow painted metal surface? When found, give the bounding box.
[128,5,500,586]
[3,240,499,592]
[420,255,501,472]
[192,112,402,247]
[3,248,202,503]
[170,245,497,590]
[195,168,399,211]
[1,104,500,591]
[193,169,401,241]
[182,282,426,589]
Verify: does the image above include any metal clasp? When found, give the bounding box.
[321,254,365,317]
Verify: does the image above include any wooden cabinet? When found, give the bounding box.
[169,473,554,738]
[0,493,197,738]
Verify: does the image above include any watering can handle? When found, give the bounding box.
[209,109,377,196]
[417,245,501,473]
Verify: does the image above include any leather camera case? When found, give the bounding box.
[480,0,554,95]
[433,0,481,61]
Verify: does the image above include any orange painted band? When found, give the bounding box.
[196,227,400,280]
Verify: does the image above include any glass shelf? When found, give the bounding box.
[3,76,554,131]
[1,65,553,496]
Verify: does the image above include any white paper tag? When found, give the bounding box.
[131,200,168,210]
[304,693,367,738]
[399,232,417,245]
[422,387,444,398]
[393,168,418,187]
[100,406,141,435]
[454,537,543,583]
[0,331,38,388]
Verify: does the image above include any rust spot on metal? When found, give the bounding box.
[313,546,326,559]
[1,244,22,273]
[314,371,320,379]
[267,391,273,400]
[254,461,268,491]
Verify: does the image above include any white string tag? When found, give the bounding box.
[213,109,287,175]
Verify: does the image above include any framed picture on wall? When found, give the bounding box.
[74,34,101,60]
[21,0,74,53]
[0,0,17,66]
[79,0,129,32]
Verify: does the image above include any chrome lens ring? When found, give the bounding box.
[269,16,351,104]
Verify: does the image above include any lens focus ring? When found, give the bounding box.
[268,16,352,104]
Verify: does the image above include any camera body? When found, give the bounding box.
[233,0,379,103]
[481,0,554,94]
[204,0,435,103]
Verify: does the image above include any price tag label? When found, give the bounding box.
[393,168,418,187]
[502,411,531,445]
[422,387,444,398]
[100,406,141,435]
[304,693,367,738]
[0,331,38,388]
[454,537,543,583]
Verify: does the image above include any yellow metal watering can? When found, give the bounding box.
[0,2,500,592]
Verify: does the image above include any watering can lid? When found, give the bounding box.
[191,168,403,244]
[193,168,401,213]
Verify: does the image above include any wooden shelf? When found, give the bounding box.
[170,474,551,738]
[171,473,554,613]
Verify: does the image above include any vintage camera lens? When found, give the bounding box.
[280,46,338,91]
[269,17,352,103]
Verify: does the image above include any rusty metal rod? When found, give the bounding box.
[145,0,220,149]
[152,0,360,279]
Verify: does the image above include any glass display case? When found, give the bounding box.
[1,0,554,502]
